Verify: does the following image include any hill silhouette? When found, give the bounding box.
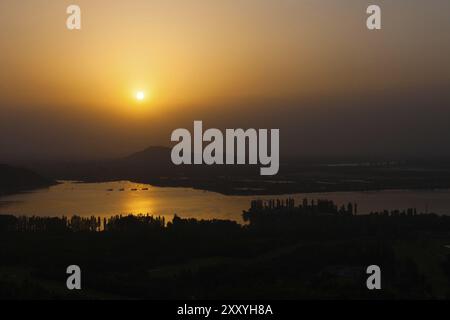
[26,146,450,195]
[122,146,171,164]
[32,145,259,193]
[0,164,56,196]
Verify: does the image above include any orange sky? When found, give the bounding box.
[0,0,449,160]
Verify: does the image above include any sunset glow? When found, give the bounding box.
[136,91,145,101]
[0,0,449,160]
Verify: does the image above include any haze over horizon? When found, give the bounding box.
[1,0,450,162]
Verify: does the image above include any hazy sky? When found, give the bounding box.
[0,0,449,161]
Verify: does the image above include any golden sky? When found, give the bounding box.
[0,0,449,159]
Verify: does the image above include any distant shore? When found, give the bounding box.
[87,176,450,196]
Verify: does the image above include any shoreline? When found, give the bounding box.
[3,178,450,198]
[67,178,450,197]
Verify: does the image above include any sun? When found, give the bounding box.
[136,91,145,101]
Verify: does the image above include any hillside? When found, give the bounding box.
[0,164,56,196]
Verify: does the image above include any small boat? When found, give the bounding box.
[106,189,114,192]
[142,188,149,191]
[131,188,138,191]
[118,188,125,191]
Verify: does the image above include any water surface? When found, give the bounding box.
[1,181,449,223]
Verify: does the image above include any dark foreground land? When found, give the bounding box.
[1,198,450,300]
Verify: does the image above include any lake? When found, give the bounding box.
[1,181,450,223]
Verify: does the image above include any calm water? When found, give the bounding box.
[1,181,450,223]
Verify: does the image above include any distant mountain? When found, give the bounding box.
[29,146,184,183]
[117,146,177,176]
[30,145,259,193]
[122,146,171,164]
[22,146,450,195]
[114,145,254,179]
[0,164,56,196]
